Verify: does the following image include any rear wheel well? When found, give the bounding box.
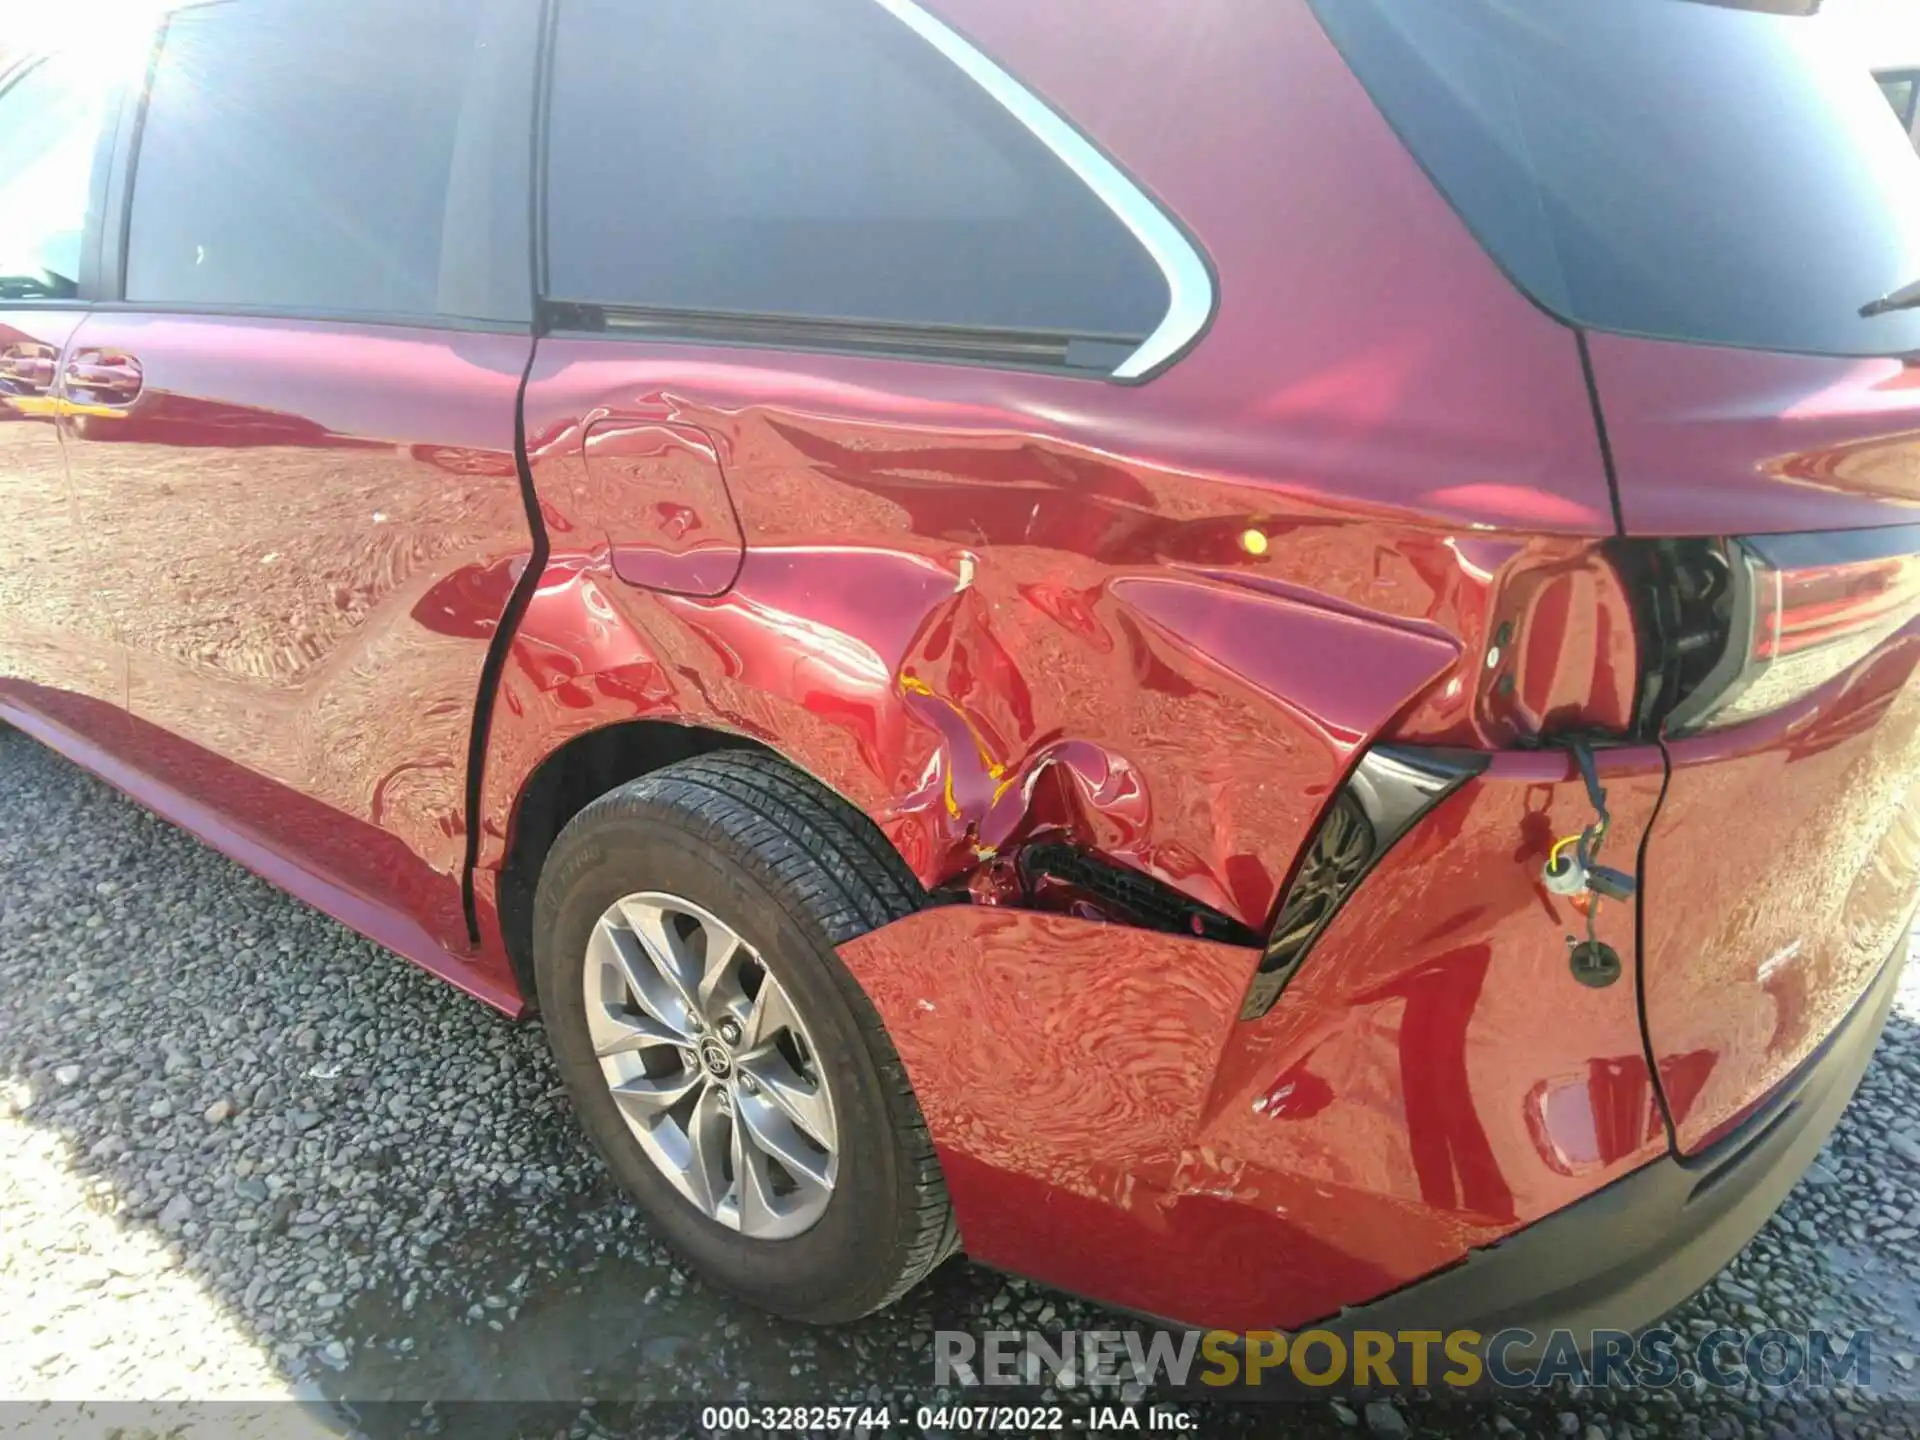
[495,722,768,1007]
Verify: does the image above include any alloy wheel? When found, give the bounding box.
[584,892,839,1240]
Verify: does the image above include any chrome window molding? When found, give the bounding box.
[867,0,1215,381]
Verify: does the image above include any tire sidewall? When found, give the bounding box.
[534,800,910,1320]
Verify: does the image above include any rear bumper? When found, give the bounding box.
[1326,929,1907,1353]
[838,738,1902,1335]
[844,749,1676,1333]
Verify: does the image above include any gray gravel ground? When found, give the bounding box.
[3,724,1920,1439]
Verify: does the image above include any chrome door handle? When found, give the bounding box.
[63,350,144,406]
[0,343,58,394]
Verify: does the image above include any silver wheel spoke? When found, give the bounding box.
[679,1081,732,1217]
[696,925,748,1017]
[588,1005,683,1060]
[618,899,706,1023]
[593,920,694,1039]
[738,1049,835,1151]
[609,1066,701,1121]
[583,890,838,1240]
[731,1109,781,1237]
[736,1086,834,1190]
[744,970,802,1049]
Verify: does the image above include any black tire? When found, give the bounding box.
[532,750,958,1323]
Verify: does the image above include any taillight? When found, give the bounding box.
[1666,533,1920,733]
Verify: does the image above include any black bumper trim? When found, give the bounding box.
[1319,932,1909,1356]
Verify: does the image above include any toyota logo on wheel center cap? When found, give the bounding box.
[698,1036,733,1079]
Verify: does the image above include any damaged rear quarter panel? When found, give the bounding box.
[478,0,1620,922]
[482,347,1480,931]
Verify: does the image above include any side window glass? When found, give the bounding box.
[545,0,1186,368]
[0,56,112,301]
[125,0,532,322]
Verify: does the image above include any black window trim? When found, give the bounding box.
[534,0,1217,384]
[89,299,534,336]
[96,16,162,307]
[539,300,1145,378]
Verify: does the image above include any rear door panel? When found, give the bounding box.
[0,309,126,729]
[59,312,532,952]
[48,0,542,956]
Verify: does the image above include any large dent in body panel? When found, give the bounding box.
[486,527,1458,929]
[484,0,1628,897]
[880,564,1459,921]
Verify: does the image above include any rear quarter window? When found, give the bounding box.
[543,0,1182,369]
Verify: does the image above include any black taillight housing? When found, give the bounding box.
[1613,538,1737,738]
[1620,529,1920,736]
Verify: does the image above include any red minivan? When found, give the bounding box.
[3,0,1917,1341]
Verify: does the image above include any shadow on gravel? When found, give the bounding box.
[2,729,1918,1439]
